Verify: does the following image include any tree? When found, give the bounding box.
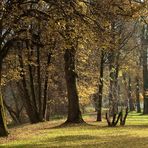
[135,76,141,113]
[96,51,105,121]
[63,3,85,123]
[64,47,84,123]
[128,75,135,111]
[142,24,148,114]
[0,0,45,132]
[0,60,9,136]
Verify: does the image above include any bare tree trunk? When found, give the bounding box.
[64,48,84,123]
[42,53,51,119]
[122,73,129,107]
[36,42,42,118]
[0,63,9,136]
[96,51,104,121]
[26,41,39,117]
[135,77,141,113]
[3,86,23,124]
[142,24,148,114]
[0,19,8,136]
[128,76,135,111]
[143,45,148,114]
[108,53,115,115]
[108,52,118,115]
[3,100,21,124]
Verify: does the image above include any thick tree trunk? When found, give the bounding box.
[135,77,141,113]
[128,76,135,111]
[96,97,102,122]
[96,51,104,121]
[64,48,84,123]
[0,63,9,137]
[0,21,9,136]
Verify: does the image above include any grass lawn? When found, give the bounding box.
[0,112,148,148]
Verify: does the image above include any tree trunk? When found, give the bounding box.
[64,48,84,123]
[0,20,9,136]
[26,41,40,118]
[143,45,148,114]
[128,76,135,111]
[17,44,41,123]
[108,52,119,115]
[4,100,22,124]
[108,53,115,115]
[0,63,9,137]
[96,51,104,121]
[35,36,42,118]
[135,77,141,113]
[42,53,51,119]
[141,24,148,114]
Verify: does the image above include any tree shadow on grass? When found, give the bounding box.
[0,135,97,148]
[1,135,148,148]
[128,113,148,117]
[43,121,96,130]
[49,135,96,143]
[125,124,148,128]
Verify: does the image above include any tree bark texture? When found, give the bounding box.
[96,51,104,121]
[143,45,148,114]
[0,63,9,137]
[64,48,84,123]
[142,24,148,114]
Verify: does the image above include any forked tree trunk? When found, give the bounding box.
[0,63,9,137]
[108,52,119,115]
[64,48,84,123]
